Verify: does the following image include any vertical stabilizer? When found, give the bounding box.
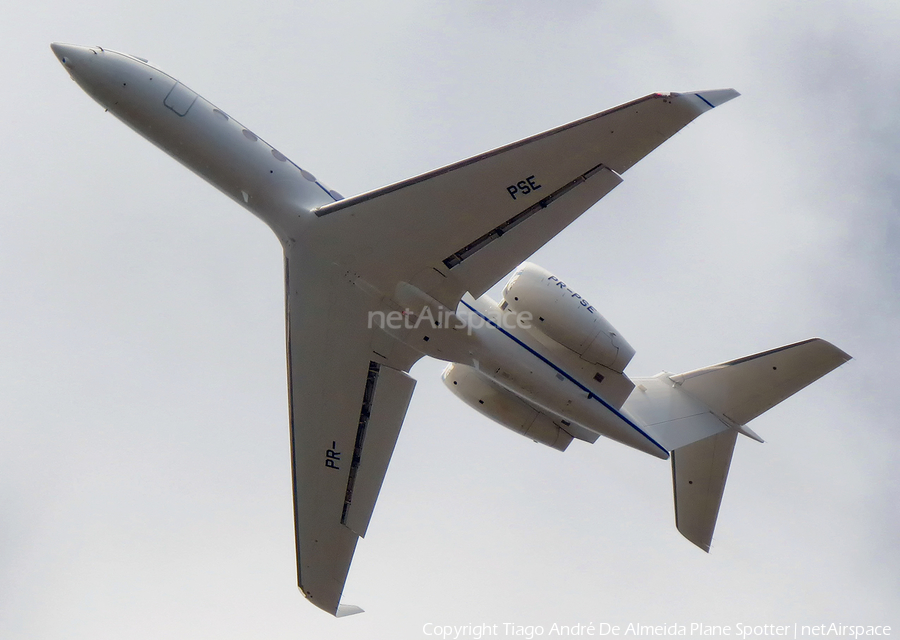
[671,430,737,551]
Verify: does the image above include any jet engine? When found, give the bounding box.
[502,263,635,373]
[441,363,573,451]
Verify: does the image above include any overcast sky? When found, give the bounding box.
[2,1,898,638]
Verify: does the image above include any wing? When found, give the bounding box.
[284,248,421,616]
[310,89,738,307]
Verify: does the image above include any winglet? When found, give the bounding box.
[687,89,740,109]
[336,604,365,617]
[733,422,765,443]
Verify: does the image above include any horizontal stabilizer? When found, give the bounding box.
[670,338,852,428]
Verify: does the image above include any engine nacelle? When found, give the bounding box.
[502,263,635,372]
[442,364,573,451]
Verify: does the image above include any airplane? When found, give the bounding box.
[50,43,851,617]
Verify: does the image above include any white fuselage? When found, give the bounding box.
[52,43,668,459]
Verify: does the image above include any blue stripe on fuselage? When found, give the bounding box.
[461,300,669,458]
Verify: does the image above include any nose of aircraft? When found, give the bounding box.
[50,42,97,75]
[51,42,76,64]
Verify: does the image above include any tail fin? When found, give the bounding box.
[671,430,737,551]
[626,338,851,551]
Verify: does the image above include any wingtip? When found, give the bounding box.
[689,89,740,108]
[336,604,365,617]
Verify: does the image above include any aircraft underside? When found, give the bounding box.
[51,42,850,616]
